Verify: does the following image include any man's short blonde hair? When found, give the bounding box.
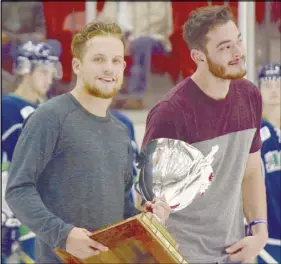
[71,20,125,60]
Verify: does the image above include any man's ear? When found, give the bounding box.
[72,58,81,75]
[190,49,206,65]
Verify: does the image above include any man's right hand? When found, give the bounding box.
[66,227,109,259]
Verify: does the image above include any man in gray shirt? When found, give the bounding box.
[5,20,171,263]
[141,6,268,264]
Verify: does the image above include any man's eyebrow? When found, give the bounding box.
[216,33,242,49]
[216,40,231,48]
[92,53,105,56]
[91,54,123,58]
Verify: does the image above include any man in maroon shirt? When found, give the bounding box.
[142,5,268,263]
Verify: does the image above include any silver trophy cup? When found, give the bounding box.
[135,138,219,212]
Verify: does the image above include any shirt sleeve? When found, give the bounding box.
[250,87,263,153]
[5,105,74,250]
[141,101,181,150]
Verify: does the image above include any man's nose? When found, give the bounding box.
[233,44,244,59]
[103,62,113,74]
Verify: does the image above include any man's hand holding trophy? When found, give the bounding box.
[57,138,219,263]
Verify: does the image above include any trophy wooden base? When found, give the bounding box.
[56,212,187,263]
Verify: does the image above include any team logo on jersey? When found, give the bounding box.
[264,150,281,173]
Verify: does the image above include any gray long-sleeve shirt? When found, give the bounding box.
[5,93,138,263]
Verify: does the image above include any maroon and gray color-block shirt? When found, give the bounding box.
[142,77,262,263]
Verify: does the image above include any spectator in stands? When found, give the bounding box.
[258,63,281,264]
[1,2,63,96]
[2,2,46,60]
[97,2,173,108]
[2,40,62,264]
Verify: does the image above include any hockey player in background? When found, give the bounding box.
[258,63,281,264]
[110,109,139,203]
[1,40,62,263]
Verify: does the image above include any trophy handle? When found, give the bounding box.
[134,182,153,213]
[134,181,141,195]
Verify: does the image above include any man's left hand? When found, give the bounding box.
[226,235,267,263]
[145,197,172,223]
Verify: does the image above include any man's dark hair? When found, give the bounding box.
[183,5,234,52]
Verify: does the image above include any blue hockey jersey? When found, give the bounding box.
[260,119,281,240]
[2,94,38,170]
[110,109,139,179]
[110,110,139,213]
[2,94,38,263]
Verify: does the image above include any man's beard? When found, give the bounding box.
[206,55,247,80]
[84,81,122,99]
